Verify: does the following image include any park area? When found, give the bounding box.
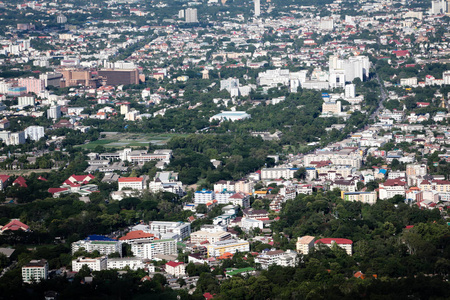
[79,132,186,150]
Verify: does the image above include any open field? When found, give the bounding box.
[78,132,188,150]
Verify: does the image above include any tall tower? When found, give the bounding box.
[254,0,261,17]
[185,8,198,23]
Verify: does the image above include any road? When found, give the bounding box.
[369,73,388,121]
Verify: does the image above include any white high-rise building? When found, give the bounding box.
[25,126,45,141]
[22,260,48,284]
[345,84,356,98]
[57,14,67,24]
[185,8,198,23]
[320,17,334,30]
[431,0,446,14]
[47,105,61,119]
[18,95,35,107]
[254,0,261,17]
[443,71,450,85]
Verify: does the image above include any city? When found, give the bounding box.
[0,0,449,299]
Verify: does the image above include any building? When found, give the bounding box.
[254,0,260,17]
[47,106,61,120]
[1,219,29,234]
[255,250,298,269]
[22,259,48,283]
[345,84,356,98]
[296,236,315,255]
[18,78,45,95]
[60,69,98,88]
[228,192,250,208]
[261,167,297,180]
[24,126,45,141]
[18,94,35,107]
[185,8,198,23]
[130,239,177,259]
[149,221,191,240]
[72,256,107,272]
[118,177,145,191]
[107,257,146,271]
[165,261,186,277]
[378,179,406,200]
[71,235,122,256]
[207,239,250,257]
[209,111,251,122]
[322,101,341,115]
[98,69,139,86]
[190,230,231,244]
[57,14,67,24]
[0,131,25,146]
[341,191,377,205]
[315,238,353,256]
[148,171,184,196]
[194,189,215,204]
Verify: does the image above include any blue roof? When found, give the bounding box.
[306,167,315,170]
[290,168,299,170]
[379,169,387,174]
[85,235,116,242]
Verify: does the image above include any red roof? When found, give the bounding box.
[203,293,215,300]
[119,230,155,241]
[48,187,69,194]
[0,175,10,182]
[1,219,29,232]
[166,261,184,268]
[38,176,47,181]
[315,238,353,245]
[13,176,27,188]
[118,177,143,182]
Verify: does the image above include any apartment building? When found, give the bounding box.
[22,259,48,283]
[149,221,191,240]
[71,235,122,256]
[315,238,353,256]
[72,256,107,272]
[131,239,177,259]
[341,191,377,205]
[296,236,315,255]
[107,257,146,271]
[207,239,250,257]
[190,230,232,244]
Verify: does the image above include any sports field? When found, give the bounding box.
[80,133,186,149]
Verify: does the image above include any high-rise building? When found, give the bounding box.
[47,105,61,120]
[18,95,35,107]
[185,8,198,23]
[431,0,446,14]
[345,84,356,98]
[17,78,45,95]
[24,126,45,141]
[57,14,67,24]
[254,0,261,17]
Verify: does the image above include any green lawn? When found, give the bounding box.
[79,133,188,150]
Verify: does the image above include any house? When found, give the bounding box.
[0,174,10,190]
[119,230,156,242]
[228,192,250,208]
[165,261,186,277]
[243,208,269,220]
[13,176,27,188]
[1,219,30,234]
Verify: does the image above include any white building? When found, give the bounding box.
[165,261,186,277]
[241,218,264,231]
[47,105,61,119]
[261,168,297,180]
[149,221,191,240]
[255,250,298,269]
[254,0,260,17]
[130,239,177,259]
[24,126,45,141]
[190,230,232,244]
[148,171,184,196]
[71,235,122,256]
[22,259,48,284]
[378,179,406,200]
[345,84,356,98]
[107,257,146,271]
[315,238,353,256]
[118,177,145,191]
[72,256,107,272]
[18,95,35,106]
[207,239,250,257]
[194,189,215,204]
[185,8,198,23]
[209,111,251,122]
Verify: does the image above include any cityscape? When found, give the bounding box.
[0,0,450,299]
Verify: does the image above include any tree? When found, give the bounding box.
[294,167,307,181]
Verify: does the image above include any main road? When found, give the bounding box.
[369,73,388,121]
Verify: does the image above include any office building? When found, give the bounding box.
[98,69,139,86]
